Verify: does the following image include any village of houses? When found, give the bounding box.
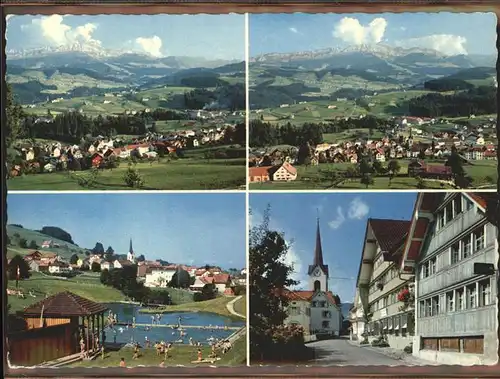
[248,115,497,185]
[11,238,246,298]
[347,192,497,366]
[10,108,244,179]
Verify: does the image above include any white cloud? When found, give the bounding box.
[328,206,345,230]
[400,26,406,31]
[135,36,163,57]
[289,27,299,34]
[396,34,468,56]
[333,17,387,45]
[347,198,370,220]
[21,15,101,48]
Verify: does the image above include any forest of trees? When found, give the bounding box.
[408,86,497,117]
[37,226,75,244]
[249,115,389,147]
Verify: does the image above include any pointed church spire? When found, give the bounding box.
[129,238,133,254]
[314,216,324,267]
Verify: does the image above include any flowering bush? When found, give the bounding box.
[397,288,410,302]
[397,287,415,310]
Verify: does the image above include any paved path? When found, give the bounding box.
[226,295,245,318]
[307,338,429,366]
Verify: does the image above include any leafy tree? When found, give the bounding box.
[100,268,111,285]
[249,205,302,361]
[416,176,426,189]
[388,160,401,180]
[18,238,28,249]
[105,246,115,262]
[123,164,145,188]
[333,294,341,305]
[39,226,75,244]
[92,242,105,255]
[372,160,384,175]
[136,254,145,262]
[91,261,101,272]
[360,174,374,189]
[28,240,38,249]
[7,255,31,280]
[5,84,26,147]
[168,268,191,289]
[446,146,465,177]
[70,254,79,265]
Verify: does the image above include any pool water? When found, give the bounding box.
[104,303,244,346]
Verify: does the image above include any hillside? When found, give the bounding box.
[6,224,89,259]
[341,302,353,319]
[6,50,245,108]
[249,45,496,109]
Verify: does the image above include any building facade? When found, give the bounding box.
[349,289,365,341]
[283,219,342,338]
[355,218,415,350]
[401,192,498,365]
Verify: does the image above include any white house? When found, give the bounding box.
[281,219,342,337]
[101,261,113,271]
[271,162,297,181]
[48,262,72,274]
[349,289,365,341]
[144,266,177,287]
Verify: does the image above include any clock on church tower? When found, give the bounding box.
[308,218,329,293]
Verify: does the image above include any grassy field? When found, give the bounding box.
[232,296,246,317]
[250,159,497,190]
[7,156,246,191]
[7,272,126,313]
[6,225,88,259]
[153,287,194,305]
[250,90,435,124]
[69,332,247,367]
[142,296,246,319]
[323,129,385,143]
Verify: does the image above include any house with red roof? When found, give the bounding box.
[280,219,342,338]
[399,192,497,365]
[269,162,297,181]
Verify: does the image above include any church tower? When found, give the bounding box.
[308,217,329,292]
[127,238,135,262]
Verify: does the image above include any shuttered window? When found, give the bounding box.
[439,338,460,352]
[463,337,484,354]
[422,338,438,351]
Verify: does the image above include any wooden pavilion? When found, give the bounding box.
[8,291,108,366]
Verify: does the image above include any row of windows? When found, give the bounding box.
[369,266,399,295]
[371,287,402,312]
[436,195,474,231]
[418,279,492,318]
[420,226,486,280]
[288,307,332,319]
[421,336,484,355]
[311,301,327,308]
[366,313,414,337]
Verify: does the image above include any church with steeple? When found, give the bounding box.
[282,218,342,338]
[127,238,136,263]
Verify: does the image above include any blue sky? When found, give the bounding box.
[7,193,246,269]
[250,193,417,303]
[250,12,497,56]
[6,14,245,60]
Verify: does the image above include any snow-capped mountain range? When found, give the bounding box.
[252,44,464,62]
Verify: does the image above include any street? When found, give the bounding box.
[307,338,424,366]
